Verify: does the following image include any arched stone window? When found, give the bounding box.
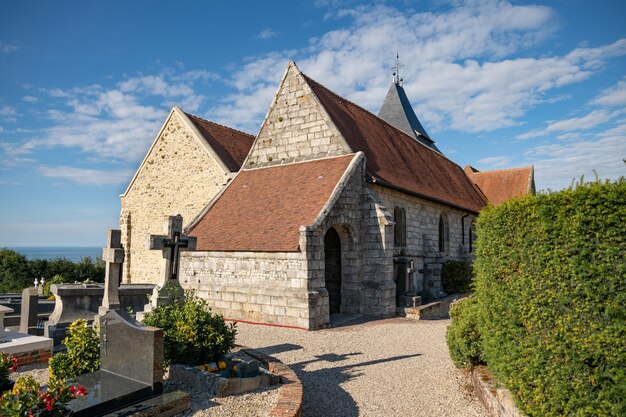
[394,206,406,247]
[438,214,449,253]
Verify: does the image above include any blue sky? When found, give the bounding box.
[1,0,625,246]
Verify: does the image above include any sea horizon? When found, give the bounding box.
[5,246,102,263]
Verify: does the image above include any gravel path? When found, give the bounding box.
[235,317,487,417]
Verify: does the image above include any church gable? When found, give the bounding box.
[120,107,246,283]
[244,61,351,168]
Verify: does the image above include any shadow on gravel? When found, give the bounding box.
[291,352,422,417]
[255,343,303,356]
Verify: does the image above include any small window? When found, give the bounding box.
[469,228,474,253]
[438,214,450,254]
[394,206,406,247]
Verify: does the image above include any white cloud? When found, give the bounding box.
[22,96,39,103]
[205,1,625,135]
[39,165,134,185]
[257,29,277,40]
[0,105,16,116]
[525,135,626,190]
[0,41,18,54]
[593,79,626,106]
[557,132,582,140]
[545,109,618,132]
[476,155,512,168]
[7,70,213,162]
[517,108,624,139]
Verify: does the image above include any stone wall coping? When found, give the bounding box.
[238,345,303,417]
[472,366,527,417]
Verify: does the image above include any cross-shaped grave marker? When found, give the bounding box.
[144,215,196,311]
[98,229,124,315]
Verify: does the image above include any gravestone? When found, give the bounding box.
[67,228,189,416]
[20,287,41,335]
[394,250,421,307]
[98,229,124,315]
[139,215,196,319]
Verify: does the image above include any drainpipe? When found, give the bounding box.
[461,213,469,245]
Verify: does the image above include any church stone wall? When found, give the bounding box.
[120,111,230,284]
[180,251,311,329]
[369,183,476,296]
[245,64,348,168]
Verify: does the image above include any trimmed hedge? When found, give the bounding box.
[473,179,626,417]
[441,260,473,294]
[446,296,484,368]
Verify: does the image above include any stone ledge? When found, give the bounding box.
[472,366,526,417]
[397,293,467,320]
[241,347,303,417]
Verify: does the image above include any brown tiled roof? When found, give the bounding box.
[303,75,488,213]
[464,165,534,206]
[185,113,254,172]
[189,154,357,252]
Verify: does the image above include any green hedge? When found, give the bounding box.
[446,296,484,368]
[472,179,626,416]
[441,260,473,294]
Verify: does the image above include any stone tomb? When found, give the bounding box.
[0,304,53,366]
[67,229,189,416]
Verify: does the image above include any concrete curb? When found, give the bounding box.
[241,348,303,417]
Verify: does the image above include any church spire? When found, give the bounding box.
[378,54,442,154]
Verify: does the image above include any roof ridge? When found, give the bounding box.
[301,73,446,158]
[243,153,357,172]
[472,166,533,174]
[185,112,254,138]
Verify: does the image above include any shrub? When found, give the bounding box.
[473,178,626,417]
[0,375,86,416]
[43,274,66,297]
[441,260,473,294]
[48,319,100,380]
[143,291,237,367]
[446,297,484,368]
[0,353,17,387]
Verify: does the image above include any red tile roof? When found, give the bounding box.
[186,113,254,172]
[464,165,534,206]
[303,75,488,213]
[189,154,358,252]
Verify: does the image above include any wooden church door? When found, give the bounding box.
[324,227,342,314]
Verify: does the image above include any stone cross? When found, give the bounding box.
[99,229,124,315]
[148,215,196,286]
[138,215,196,316]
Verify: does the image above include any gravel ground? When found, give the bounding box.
[9,317,485,417]
[235,317,487,417]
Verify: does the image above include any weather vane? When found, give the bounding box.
[392,52,404,86]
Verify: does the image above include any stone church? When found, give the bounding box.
[120,61,534,329]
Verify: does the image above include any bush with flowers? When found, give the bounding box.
[0,375,86,416]
[0,352,18,390]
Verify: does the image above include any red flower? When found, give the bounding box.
[45,402,53,411]
[77,386,87,396]
[69,386,76,395]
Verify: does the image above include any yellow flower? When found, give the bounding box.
[218,361,227,370]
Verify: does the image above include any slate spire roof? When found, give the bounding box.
[377,80,441,153]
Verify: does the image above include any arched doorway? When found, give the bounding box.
[324,227,342,314]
